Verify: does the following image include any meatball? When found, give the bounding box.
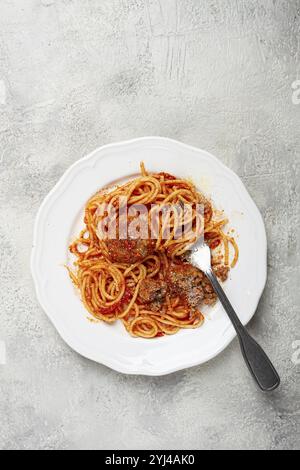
[213,265,229,282]
[166,262,217,308]
[104,238,155,264]
[201,275,217,305]
[139,278,168,312]
[167,262,205,308]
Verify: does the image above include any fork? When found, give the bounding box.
[190,241,280,392]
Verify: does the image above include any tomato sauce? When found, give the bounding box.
[98,288,132,315]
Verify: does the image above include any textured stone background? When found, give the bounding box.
[0,0,299,450]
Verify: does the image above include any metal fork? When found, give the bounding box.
[190,242,280,392]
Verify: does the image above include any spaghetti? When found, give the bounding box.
[68,164,239,338]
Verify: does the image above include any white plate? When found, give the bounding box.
[31,137,267,375]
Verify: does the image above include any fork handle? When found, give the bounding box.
[206,269,280,392]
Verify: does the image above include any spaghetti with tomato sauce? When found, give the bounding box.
[68,164,238,338]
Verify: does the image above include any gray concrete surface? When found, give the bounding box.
[0,0,299,450]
